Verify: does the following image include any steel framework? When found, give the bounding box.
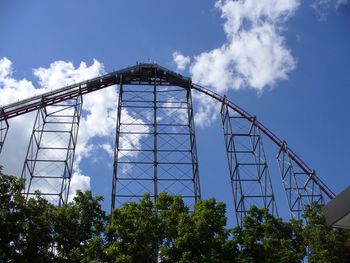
[277,142,324,219]
[0,63,335,221]
[0,108,9,155]
[221,100,277,225]
[111,76,200,209]
[21,96,82,205]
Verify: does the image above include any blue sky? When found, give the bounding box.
[1,0,350,222]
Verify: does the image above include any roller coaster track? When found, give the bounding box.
[0,63,335,200]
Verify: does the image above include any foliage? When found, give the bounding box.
[0,167,106,262]
[106,193,237,263]
[1,168,350,262]
[233,206,305,262]
[156,196,238,263]
[106,193,161,262]
[53,190,106,262]
[303,202,350,263]
[0,166,26,261]
[20,194,56,262]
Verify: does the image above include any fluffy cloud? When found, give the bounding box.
[0,59,119,202]
[100,143,114,158]
[192,92,221,127]
[68,172,91,202]
[34,59,104,88]
[29,60,108,199]
[0,58,40,104]
[173,0,299,127]
[0,58,105,200]
[312,0,349,19]
[0,57,45,178]
[191,0,299,92]
[173,51,191,72]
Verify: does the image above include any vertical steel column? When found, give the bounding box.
[21,95,82,205]
[221,100,277,225]
[187,85,201,202]
[111,79,201,209]
[112,78,123,211]
[153,78,158,200]
[0,108,9,155]
[277,142,323,219]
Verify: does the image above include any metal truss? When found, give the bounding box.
[112,77,200,209]
[221,100,277,225]
[0,108,9,155]
[21,96,82,205]
[277,142,324,219]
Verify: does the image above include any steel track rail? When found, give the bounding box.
[0,64,335,199]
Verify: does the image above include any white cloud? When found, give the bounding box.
[192,92,220,128]
[0,58,43,177]
[0,57,153,202]
[311,0,333,19]
[312,0,349,20]
[184,0,348,128]
[0,58,106,200]
[191,0,298,93]
[0,57,41,105]
[119,108,149,157]
[0,57,11,81]
[100,143,114,158]
[29,59,109,194]
[33,59,104,88]
[68,172,91,202]
[172,51,191,72]
[171,0,349,127]
[172,0,299,127]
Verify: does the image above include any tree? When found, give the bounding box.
[157,196,238,263]
[303,202,350,263]
[106,193,238,263]
[2,167,350,262]
[53,190,106,262]
[0,168,106,262]
[0,166,55,262]
[105,193,161,263]
[19,194,56,262]
[0,166,26,261]
[233,206,305,263]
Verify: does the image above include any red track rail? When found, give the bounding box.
[0,64,335,199]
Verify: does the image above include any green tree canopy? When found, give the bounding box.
[303,202,350,263]
[106,193,237,263]
[232,206,305,262]
[1,169,350,262]
[53,190,106,262]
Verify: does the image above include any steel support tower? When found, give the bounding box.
[111,75,200,209]
[0,108,9,155]
[21,96,82,205]
[277,142,324,219]
[221,100,277,225]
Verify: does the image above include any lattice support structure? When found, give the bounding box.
[112,77,200,209]
[0,108,9,155]
[221,101,277,225]
[21,96,82,205]
[277,142,324,219]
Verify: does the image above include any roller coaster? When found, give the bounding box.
[0,63,335,225]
